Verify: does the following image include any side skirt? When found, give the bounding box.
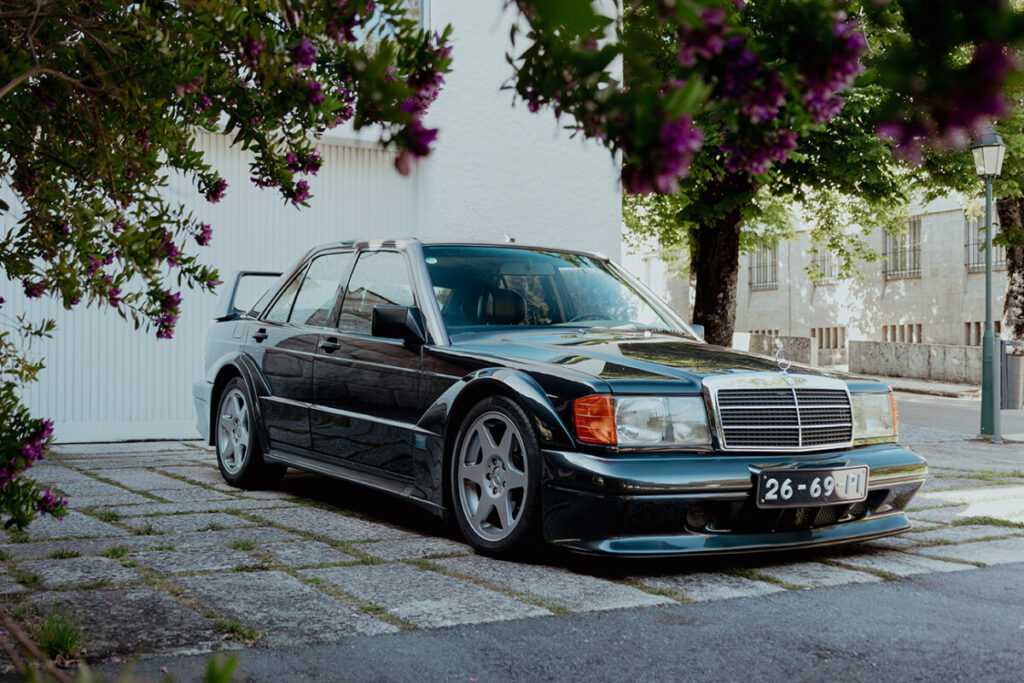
[264,448,447,517]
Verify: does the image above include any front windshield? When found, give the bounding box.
[422,245,694,337]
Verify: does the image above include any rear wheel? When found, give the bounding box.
[450,395,541,556]
[215,378,284,489]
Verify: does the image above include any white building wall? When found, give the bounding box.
[5,0,624,442]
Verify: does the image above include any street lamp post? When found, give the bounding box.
[971,127,1006,442]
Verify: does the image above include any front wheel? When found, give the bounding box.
[215,378,284,489]
[450,395,541,556]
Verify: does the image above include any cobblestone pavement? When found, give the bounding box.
[2,440,1023,668]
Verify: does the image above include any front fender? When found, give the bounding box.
[207,350,273,453]
[418,367,580,450]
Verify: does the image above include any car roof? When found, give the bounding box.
[308,238,609,262]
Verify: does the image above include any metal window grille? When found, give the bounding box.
[884,216,922,280]
[965,217,1007,272]
[811,249,837,285]
[749,245,778,291]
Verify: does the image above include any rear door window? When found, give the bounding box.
[289,252,354,327]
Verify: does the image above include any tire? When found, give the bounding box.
[215,377,285,489]
[450,395,542,556]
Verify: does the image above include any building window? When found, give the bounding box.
[749,245,778,291]
[810,249,837,285]
[965,217,1007,273]
[811,326,846,349]
[964,320,1003,345]
[750,329,779,337]
[883,323,923,343]
[884,215,922,280]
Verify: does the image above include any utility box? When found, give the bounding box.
[1002,340,1024,410]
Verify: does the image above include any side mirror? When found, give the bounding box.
[690,323,705,339]
[372,305,426,346]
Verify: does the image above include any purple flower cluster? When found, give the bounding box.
[1,419,55,491]
[305,79,325,106]
[291,37,317,71]
[327,1,376,45]
[285,150,323,175]
[160,229,181,266]
[878,42,1012,160]
[723,129,799,175]
[174,75,203,99]
[205,178,227,203]
[677,8,727,67]
[36,489,66,518]
[392,35,449,174]
[105,274,122,307]
[801,20,867,124]
[715,37,786,123]
[291,180,311,206]
[622,114,704,194]
[156,290,182,339]
[242,36,265,64]
[22,278,46,298]
[135,130,151,152]
[395,119,440,175]
[196,222,213,246]
[87,251,114,276]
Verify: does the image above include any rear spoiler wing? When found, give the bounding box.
[214,270,281,321]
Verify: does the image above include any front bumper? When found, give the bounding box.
[540,443,927,557]
[192,379,213,443]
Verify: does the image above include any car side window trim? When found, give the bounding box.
[335,248,419,337]
[289,249,356,330]
[260,262,309,325]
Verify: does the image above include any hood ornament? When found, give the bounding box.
[774,338,793,380]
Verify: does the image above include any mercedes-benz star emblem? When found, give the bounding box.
[774,345,791,374]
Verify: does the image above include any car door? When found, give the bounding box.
[248,251,353,452]
[311,249,421,478]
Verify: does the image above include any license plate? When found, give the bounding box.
[756,466,868,508]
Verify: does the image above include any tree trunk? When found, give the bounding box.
[997,196,1024,341]
[692,175,757,346]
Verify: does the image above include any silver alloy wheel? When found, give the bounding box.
[457,410,529,542]
[218,387,251,475]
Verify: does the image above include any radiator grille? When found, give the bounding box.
[715,388,852,451]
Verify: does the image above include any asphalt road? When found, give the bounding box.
[896,392,1024,439]
[96,562,1024,682]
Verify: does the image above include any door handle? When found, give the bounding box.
[252,328,269,343]
[319,336,341,353]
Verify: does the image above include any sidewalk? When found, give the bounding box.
[855,373,981,399]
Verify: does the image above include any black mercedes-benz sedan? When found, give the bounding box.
[193,238,927,557]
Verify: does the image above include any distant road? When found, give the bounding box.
[896,392,1024,441]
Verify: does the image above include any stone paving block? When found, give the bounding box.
[77,458,196,470]
[864,536,919,550]
[236,490,298,500]
[301,564,548,627]
[98,498,297,517]
[906,496,954,511]
[907,505,971,524]
[132,547,259,574]
[435,556,670,612]
[52,480,137,498]
[122,512,254,534]
[33,587,220,659]
[925,485,1024,504]
[54,442,196,456]
[835,551,972,576]
[909,536,1024,566]
[156,466,236,491]
[632,572,785,602]
[0,574,27,595]
[261,541,357,567]
[755,562,883,588]
[902,524,1023,545]
[25,466,96,486]
[95,469,197,491]
[260,507,413,543]
[141,526,300,550]
[150,488,236,503]
[19,556,141,588]
[17,511,128,541]
[354,537,472,561]
[175,571,396,645]
[922,477,990,491]
[67,491,154,508]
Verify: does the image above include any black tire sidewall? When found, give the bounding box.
[450,395,542,556]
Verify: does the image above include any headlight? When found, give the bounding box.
[851,391,898,443]
[574,395,711,446]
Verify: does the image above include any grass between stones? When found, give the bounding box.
[93,509,122,523]
[47,549,81,560]
[723,567,803,591]
[616,578,692,603]
[31,607,83,659]
[294,574,417,630]
[8,567,40,587]
[227,539,257,551]
[102,545,130,558]
[207,614,263,643]
[818,559,901,581]
[405,558,569,615]
[951,516,1024,529]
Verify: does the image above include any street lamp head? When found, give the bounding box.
[971,126,1006,179]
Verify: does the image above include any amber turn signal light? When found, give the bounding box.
[574,395,617,444]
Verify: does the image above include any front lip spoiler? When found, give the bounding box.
[551,513,911,557]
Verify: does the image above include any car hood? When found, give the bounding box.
[451,329,862,393]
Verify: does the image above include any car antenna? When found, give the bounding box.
[503,233,516,243]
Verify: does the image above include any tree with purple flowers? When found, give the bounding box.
[0,0,451,527]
